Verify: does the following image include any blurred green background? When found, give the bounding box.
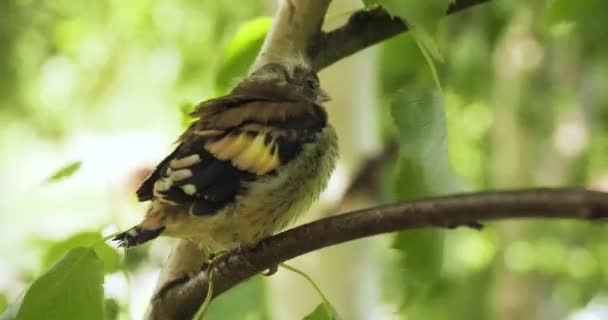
[1,0,607,319]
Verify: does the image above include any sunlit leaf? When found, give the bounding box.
[302,303,341,320]
[42,231,120,274]
[45,161,82,183]
[213,17,272,94]
[1,248,104,320]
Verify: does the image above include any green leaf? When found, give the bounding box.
[213,17,272,94]
[363,0,452,61]
[1,248,104,320]
[42,231,120,274]
[303,303,340,320]
[388,230,444,305]
[45,161,82,183]
[391,89,444,152]
[390,88,461,196]
[387,87,463,308]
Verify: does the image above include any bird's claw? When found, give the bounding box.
[262,265,278,276]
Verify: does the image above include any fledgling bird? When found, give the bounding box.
[113,61,338,253]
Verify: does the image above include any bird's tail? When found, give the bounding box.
[112,225,166,248]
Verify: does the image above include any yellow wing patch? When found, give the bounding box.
[206,132,280,175]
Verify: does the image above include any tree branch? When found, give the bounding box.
[148,188,608,320]
[310,0,491,71]
[251,0,331,71]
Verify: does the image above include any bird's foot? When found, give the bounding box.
[262,264,278,276]
[203,246,278,277]
[204,247,250,277]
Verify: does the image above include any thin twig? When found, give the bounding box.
[147,188,608,320]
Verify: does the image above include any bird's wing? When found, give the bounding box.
[136,96,327,215]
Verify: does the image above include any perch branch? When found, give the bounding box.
[148,188,608,320]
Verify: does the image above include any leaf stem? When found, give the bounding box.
[193,269,214,320]
[280,263,331,307]
[412,31,443,92]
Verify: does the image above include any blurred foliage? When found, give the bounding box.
[0,295,7,316]
[1,0,608,319]
[104,299,120,320]
[0,0,268,319]
[213,17,272,95]
[543,0,608,38]
[44,160,82,183]
[376,1,608,320]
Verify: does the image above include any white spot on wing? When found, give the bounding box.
[170,169,192,181]
[154,178,171,192]
[170,154,201,169]
[181,184,197,195]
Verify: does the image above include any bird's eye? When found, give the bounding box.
[306,78,318,90]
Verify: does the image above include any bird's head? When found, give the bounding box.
[236,62,330,105]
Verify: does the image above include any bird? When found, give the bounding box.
[113,61,338,256]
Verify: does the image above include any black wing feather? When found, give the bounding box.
[136,140,255,215]
[136,148,180,202]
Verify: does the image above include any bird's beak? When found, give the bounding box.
[319,89,331,103]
